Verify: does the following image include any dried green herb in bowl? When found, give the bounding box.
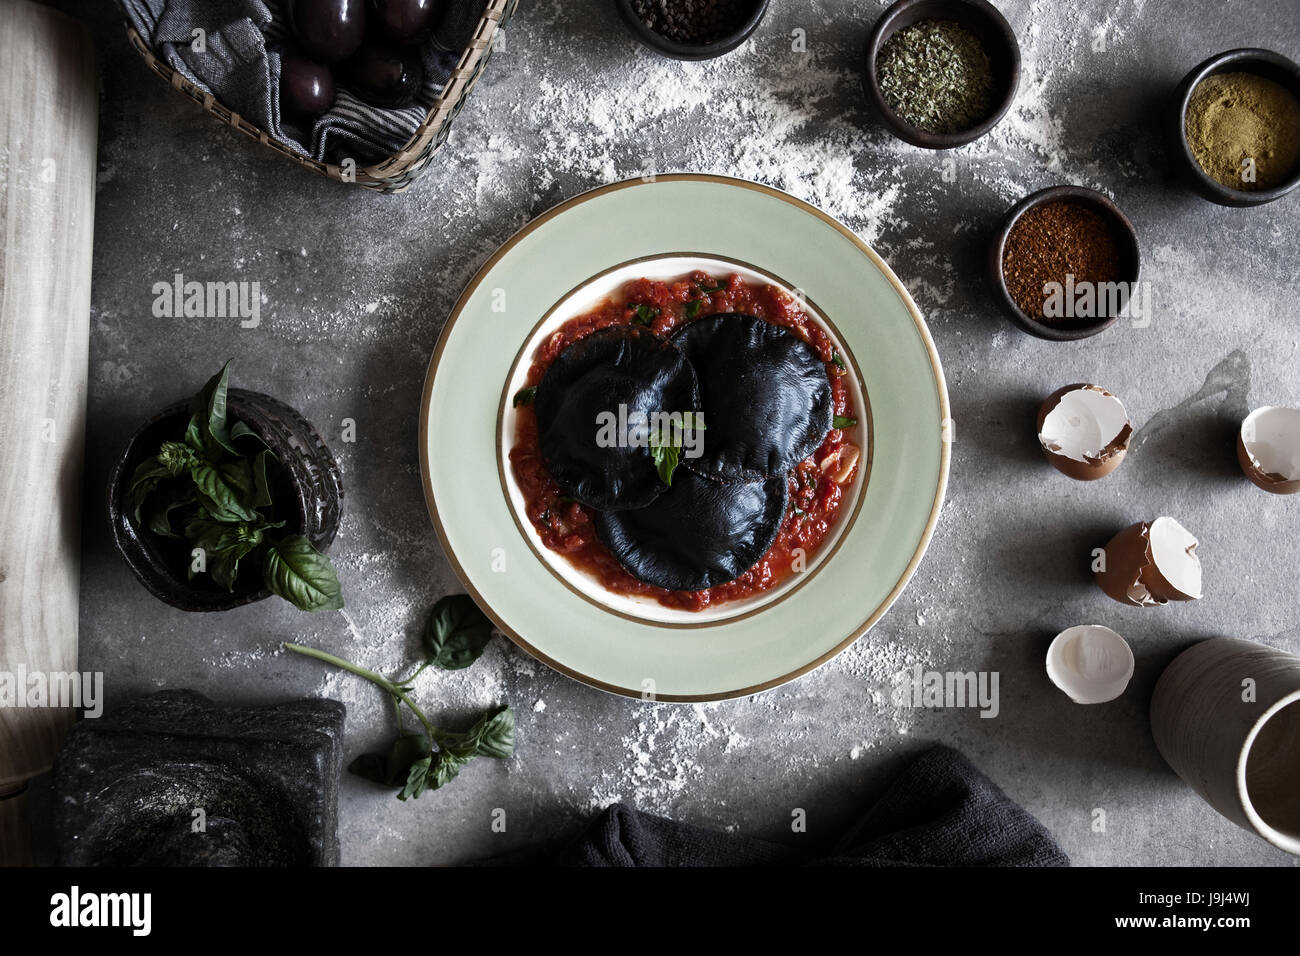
[877,19,995,135]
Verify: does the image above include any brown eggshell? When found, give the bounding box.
[1095,517,1203,606]
[1037,384,1132,481]
[1237,432,1300,495]
[1094,521,1162,607]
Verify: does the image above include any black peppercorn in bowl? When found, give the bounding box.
[865,0,1020,149]
[1171,48,1300,208]
[615,0,770,61]
[990,185,1142,342]
[107,389,344,612]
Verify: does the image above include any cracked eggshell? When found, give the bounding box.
[1094,516,1203,606]
[1095,521,1160,606]
[1036,383,1132,480]
[1046,624,1134,704]
[1237,406,1300,495]
[1143,516,1202,601]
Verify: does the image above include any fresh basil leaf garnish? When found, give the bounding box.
[650,441,680,487]
[192,359,238,457]
[513,385,537,407]
[192,461,259,523]
[124,458,171,524]
[631,304,659,326]
[262,534,344,612]
[648,413,704,486]
[421,594,495,670]
[350,733,430,788]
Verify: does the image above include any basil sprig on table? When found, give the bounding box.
[124,360,343,612]
[285,594,515,800]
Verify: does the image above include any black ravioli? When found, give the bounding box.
[535,326,700,511]
[671,313,833,482]
[595,468,789,591]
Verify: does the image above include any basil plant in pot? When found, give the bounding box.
[108,361,345,612]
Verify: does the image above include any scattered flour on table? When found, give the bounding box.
[523,49,913,246]
[580,631,938,815]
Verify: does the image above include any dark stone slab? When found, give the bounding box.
[53,690,345,866]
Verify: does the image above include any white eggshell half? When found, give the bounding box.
[1039,386,1131,462]
[1046,624,1135,704]
[1147,515,1202,601]
[1240,406,1300,482]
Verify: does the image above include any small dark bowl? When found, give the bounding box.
[1172,48,1300,208]
[614,0,769,61]
[990,185,1142,342]
[865,0,1020,149]
[108,389,344,612]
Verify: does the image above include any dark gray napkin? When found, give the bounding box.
[814,743,1069,866]
[115,0,463,165]
[488,745,1069,867]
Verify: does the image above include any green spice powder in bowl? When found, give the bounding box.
[1187,74,1300,190]
[1174,48,1300,207]
[865,0,1021,149]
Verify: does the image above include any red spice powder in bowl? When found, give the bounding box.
[991,185,1141,342]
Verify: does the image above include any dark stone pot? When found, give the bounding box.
[53,690,345,866]
[107,389,343,612]
[614,0,769,62]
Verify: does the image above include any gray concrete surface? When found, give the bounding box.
[66,0,1300,865]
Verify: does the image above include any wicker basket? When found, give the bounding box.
[125,0,518,193]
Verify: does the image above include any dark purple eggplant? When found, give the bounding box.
[343,40,424,107]
[280,54,336,119]
[369,0,445,45]
[292,0,366,64]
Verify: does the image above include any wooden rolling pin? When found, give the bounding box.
[0,0,97,865]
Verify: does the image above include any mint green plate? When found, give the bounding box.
[419,175,949,701]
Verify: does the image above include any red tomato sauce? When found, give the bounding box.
[509,271,860,611]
